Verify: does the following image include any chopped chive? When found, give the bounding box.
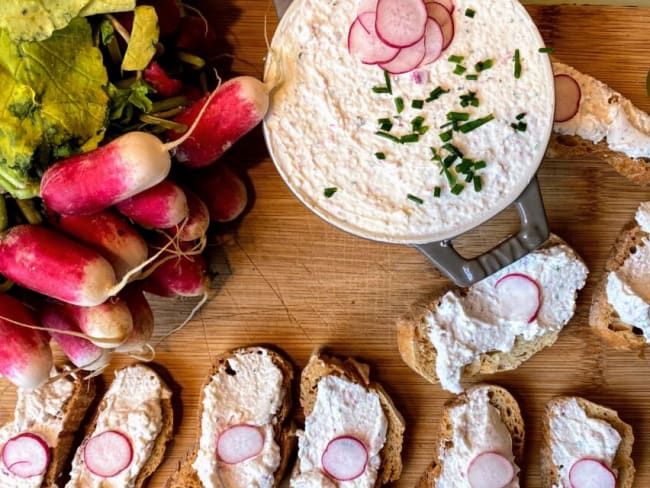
[465,74,478,81]
[378,117,391,124]
[511,121,528,132]
[473,175,482,192]
[451,184,465,195]
[513,48,521,79]
[465,8,476,17]
[375,152,386,159]
[457,113,495,133]
[394,97,404,113]
[411,116,426,130]
[407,194,424,204]
[372,86,391,94]
[460,91,479,107]
[538,47,555,53]
[453,64,467,75]
[380,121,393,131]
[442,143,463,158]
[440,121,454,129]
[384,70,392,94]
[447,111,470,121]
[434,187,442,198]
[464,173,474,183]
[443,167,456,186]
[324,187,337,198]
[375,131,401,143]
[448,55,464,63]
[475,59,494,72]
[430,147,441,161]
[439,130,453,142]
[411,99,424,109]
[516,112,526,120]
[426,86,449,102]
[456,159,474,174]
[416,125,430,135]
[400,133,420,143]
[443,155,458,168]
[473,160,487,170]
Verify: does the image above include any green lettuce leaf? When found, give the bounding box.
[121,5,160,72]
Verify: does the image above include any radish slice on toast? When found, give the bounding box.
[554,74,582,122]
[2,433,50,478]
[348,14,400,65]
[83,430,133,478]
[495,272,541,323]
[321,436,369,481]
[419,17,444,66]
[217,425,265,464]
[379,37,426,74]
[467,451,515,488]
[569,458,616,488]
[424,2,455,50]
[375,0,428,48]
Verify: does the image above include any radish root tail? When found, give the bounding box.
[152,290,209,348]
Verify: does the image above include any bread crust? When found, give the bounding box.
[541,396,635,488]
[417,384,525,487]
[165,346,295,488]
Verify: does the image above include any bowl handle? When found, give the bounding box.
[414,177,549,287]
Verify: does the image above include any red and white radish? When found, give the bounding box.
[554,74,582,122]
[348,13,399,65]
[83,430,133,478]
[495,273,541,323]
[116,285,154,353]
[467,451,515,488]
[0,294,52,389]
[116,180,189,229]
[424,2,454,50]
[379,37,426,74]
[321,436,369,481]
[375,0,428,48]
[434,0,454,13]
[569,458,616,488]
[169,76,270,167]
[418,17,444,66]
[217,425,265,464]
[60,299,133,349]
[143,61,183,97]
[168,188,210,241]
[144,241,208,298]
[190,165,248,223]
[2,433,50,478]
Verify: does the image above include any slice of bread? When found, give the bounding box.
[397,234,587,390]
[165,346,295,488]
[418,384,524,487]
[293,350,405,486]
[541,396,635,488]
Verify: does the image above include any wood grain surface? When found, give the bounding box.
[2,3,650,487]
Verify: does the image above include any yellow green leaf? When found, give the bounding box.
[122,5,160,72]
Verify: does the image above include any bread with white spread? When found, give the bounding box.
[165,346,295,488]
[541,396,634,488]
[397,234,588,393]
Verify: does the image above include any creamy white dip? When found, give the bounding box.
[549,398,621,488]
[66,365,170,488]
[193,349,284,488]
[605,202,650,339]
[264,0,554,243]
[423,244,588,393]
[291,375,388,488]
[0,371,74,488]
[437,385,519,488]
[553,62,650,159]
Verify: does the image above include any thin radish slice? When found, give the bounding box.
[435,0,454,12]
[569,458,616,488]
[379,37,426,74]
[425,2,455,50]
[495,272,541,323]
[321,436,369,481]
[554,74,582,122]
[419,18,444,66]
[217,425,265,464]
[357,0,379,17]
[348,16,400,65]
[467,451,515,488]
[2,433,50,478]
[84,431,133,478]
[375,0,428,48]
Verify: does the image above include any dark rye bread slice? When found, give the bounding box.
[418,384,524,487]
[165,346,295,488]
[296,350,405,486]
[541,396,635,488]
[398,234,583,385]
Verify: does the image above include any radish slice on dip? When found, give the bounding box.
[569,458,616,488]
[424,2,455,50]
[321,436,369,481]
[554,74,582,122]
[495,273,542,323]
[434,0,454,13]
[83,430,133,478]
[467,451,515,488]
[2,433,50,478]
[379,36,427,74]
[348,13,400,65]
[418,17,444,66]
[217,425,265,464]
[375,0,428,48]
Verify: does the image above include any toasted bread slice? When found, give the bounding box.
[66,364,173,488]
[398,234,587,392]
[292,350,405,486]
[165,346,294,488]
[418,384,524,487]
[0,369,96,487]
[541,396,635,488]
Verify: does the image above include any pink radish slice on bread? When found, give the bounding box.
[321,436,369,481]
[2,432,50,478]
[467,451,515,488]
[554,74,582,122]
[83,430,133,478]
[217,425,265,464]
[569,458,616,488]
[495,273,541,323]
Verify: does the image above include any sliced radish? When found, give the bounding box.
[321,436,369,481]
[2,433,50,478]
[434,0,454,12]
[569,458,616,488]
[348,14,400,65]
[467,451,515,488]
[83,431,133,478]
[424,2,455,50]
[419,18,444,66]
[495,272,542,323]
[554,74,582,122]
[379,37,426,74]
[357,0,379,17]
[375,0,428,48]
[217,425,265,464]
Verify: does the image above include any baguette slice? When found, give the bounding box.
[0,369,96,488]
[541,396,635,488]
[165,346,295,487]
[294,350,405,486]
[418,384,524,487]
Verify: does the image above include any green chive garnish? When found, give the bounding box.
[513,49,521,79]
[375,131,401,143]
[411,99,424,109]
[474,175,482,192]
[447,112,470,121]
[511,121,528,132]
[407,194,424,204]
[434,187,442,197]
[465,74,478,81]
[451,184,465,195]
[443,143,463,158]
[538,47,555,53]
[400,133,419,143]
[448,55,464,63]
[443,167,456,186]
[457,114,495,133]
[443,155,457,168]
[375,152,386,159]
[378,118,393,131]
[384,70,392,93]
[416,125,430,135]
[426,86,449,102]
[411,116,425,130]
[456,158,474,174]
[516,112,526,120]
[465,8,476,17]
[453,64,467,75]
[439,130,453,142]
[460,92,479,107]
[394,97,404,113]
[430,147,441,161]
[464,173,474,183]
[475,59,494,72]
[473,160,487,170]
[324,187,337,198]
[372,86,391,94]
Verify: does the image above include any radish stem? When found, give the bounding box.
[15,199,42,225]
[105,14,131,43]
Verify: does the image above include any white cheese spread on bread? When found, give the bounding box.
[424,244,588,393]
[193,349,284,488]
[437,385,519,488]
[291,375,388,488]
[548,398,621,488]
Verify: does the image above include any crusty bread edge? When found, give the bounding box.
[541,396,635,488]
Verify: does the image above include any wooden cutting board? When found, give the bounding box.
[2,3,650,487]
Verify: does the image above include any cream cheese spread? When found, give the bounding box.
[423,244,588,393]
[549,398,621,488]
[264,0,554,243]
[291,375,388,488]
[66,365,170,488]
[436,385,519,488]
[553,62,650,159]
[193,349,284,488]
[0,371,74,488]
